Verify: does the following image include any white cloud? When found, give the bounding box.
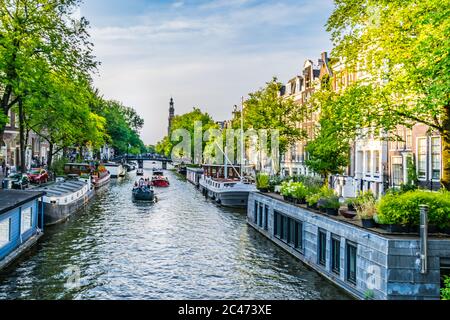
[85,0,333,143]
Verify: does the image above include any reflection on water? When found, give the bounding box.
[0,164,350,300]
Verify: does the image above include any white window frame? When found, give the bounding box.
[0,217,11,248]
[430,136,442,182]
[6,109,12,127]
[416,137,428,181]
[373,150,381,175]
[20,206,33,235]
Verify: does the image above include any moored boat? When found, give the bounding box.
[136,168,144,176]
[104,162,126,178]
[199,164,256,208]
[64,163,110,189]
[34,175,95,226]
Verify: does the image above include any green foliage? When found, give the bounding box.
[50,157,69,177]
[256,173,270,190]
[304,87,351,181]
[156,108,217,160]
[326,0,450,189]
[377,190,450,227]
[235,78,303,165]
[293,175,324,190]
[319,195,341,210]
[442,276,450,300]
[306,185,336,207]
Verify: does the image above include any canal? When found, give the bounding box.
[0,164,350,300]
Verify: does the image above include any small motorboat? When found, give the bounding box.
[132,179,155,201]
[137,168,144,176]
[151,175,170,188]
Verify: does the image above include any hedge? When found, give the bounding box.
[377,190,450,228]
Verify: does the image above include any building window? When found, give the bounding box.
[318,229,327,267]
[356,151,364,174]
[406,129,412,150]
[21,207,33,234]
[274,211,282,238]
[264,205,269,231]
[281,215,288,242]
[392,156,404,187]
[417,138,427,180]
[373,151,380,175]
[331,236,341,275]
[0,218,11,247]
[431,137,441,181]
[346,242,357,285]
[365,151,372,175]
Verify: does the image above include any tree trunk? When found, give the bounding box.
[19,98,26,174]
[442,105,450,190]
[48,143,54,171]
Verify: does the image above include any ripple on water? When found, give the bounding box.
[0,165,351,300]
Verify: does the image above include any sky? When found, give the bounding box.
[81,0,335,145]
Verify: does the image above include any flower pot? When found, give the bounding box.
[283,196,289,201]
[347,204,356,212]
[258,188,269,193]
[361,218,376,229]
[326,208,339,216]
[341,211,357,219]
[307,204,317,210]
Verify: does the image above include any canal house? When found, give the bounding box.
[248,192,450,300]
[0,190,46,270]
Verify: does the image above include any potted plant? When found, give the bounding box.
[356,198,377,228]
[306,193,321,210]
[292,182,308,205]
[256,173,270,193]
[321,195,341,216]
[280,181,294,203]
[346,198,357,212]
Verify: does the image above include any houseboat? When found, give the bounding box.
[104,162,126,178]
[0,190,46,271]
[199,164,256,208]
[186,167,204,187]
[33,175,95,226]
[64,163,110,189]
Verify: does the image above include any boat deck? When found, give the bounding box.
[33,180,87,197]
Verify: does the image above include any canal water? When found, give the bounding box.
[0,164,350,300]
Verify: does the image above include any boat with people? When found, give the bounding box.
[132,178,155,201]
[33,175,95,226]
[151,170,170,188]
[136,168,144,176]
[64,163,111,189]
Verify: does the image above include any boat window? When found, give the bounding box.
[346,241,357,285]
[0,218,11,247]
[331,235,341,275]
[318,229,327,267]
[21,207,33,234]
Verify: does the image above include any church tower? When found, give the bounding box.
[168,97,175,135]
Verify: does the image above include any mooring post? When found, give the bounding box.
[419,204,429,275]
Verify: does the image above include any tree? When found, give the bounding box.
[304,84,351,184]
[92,99,146,156]
[0,0,97,170]
[157,108,217,161]
[326,0,450,189]
[238,78,304,169]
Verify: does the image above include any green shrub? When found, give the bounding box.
[442,276,450,300]
[377,189,450,228]
[320,195,341,209]
[50,157,70,177]
[256,173,270,190]
[307,186,336,207]
[292,183,309,201]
